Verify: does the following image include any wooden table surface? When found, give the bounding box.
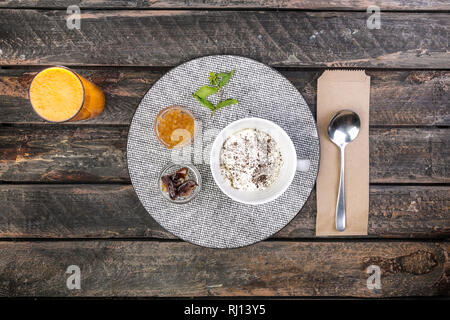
[0,1,448,298]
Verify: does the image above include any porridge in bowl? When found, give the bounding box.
[219,128,283,191]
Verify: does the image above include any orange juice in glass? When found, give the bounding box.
[29,66,105,122]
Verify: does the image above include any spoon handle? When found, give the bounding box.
[336,146,346,231]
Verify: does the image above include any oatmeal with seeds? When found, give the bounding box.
[219,128,283,191]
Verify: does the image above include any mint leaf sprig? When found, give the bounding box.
[192,70,238,117]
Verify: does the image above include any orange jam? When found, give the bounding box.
[29,66,105,122]
[155,106,195,149]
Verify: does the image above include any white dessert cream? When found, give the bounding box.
[219,128,283,191]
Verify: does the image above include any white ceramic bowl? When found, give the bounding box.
[210,118,310,205]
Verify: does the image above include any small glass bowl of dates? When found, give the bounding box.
[158,163,201,204]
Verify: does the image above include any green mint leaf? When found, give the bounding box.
[195,85,218,99]
[218,70,235,88]
[208,72,218,86]
[216,98,238,110]
[192,93,215,111]
[192,70,238,118]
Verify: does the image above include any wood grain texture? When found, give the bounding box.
[0,126,129,182]
[0,184,448,239]
[1,0,449,10]
[0,126,448,183]
[0,241,448,297]
[0,10,448,68]
[369,128,449,184]
[0,69,448,126]
[0,2,447,301]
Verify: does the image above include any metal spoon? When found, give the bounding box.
[327,110,361,232]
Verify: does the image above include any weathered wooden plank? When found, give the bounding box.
[0,241,447,297]
[366,71,450,126]
[279,185,450,239]
[0,185,448,239]
[0,126,129,182]
[1,0,449,10]
[0,68,163,125]
[0,10,448,68]
[370,128,449,184]
[0,126,448,183]
[0,69,448,126]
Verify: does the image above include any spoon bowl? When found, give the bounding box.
[328,110,361,147]
[327,110,361,232]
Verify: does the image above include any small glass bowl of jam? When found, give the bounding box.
[154,106,195,149]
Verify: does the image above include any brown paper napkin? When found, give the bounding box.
[316,70,370,236]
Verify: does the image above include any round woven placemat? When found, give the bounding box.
[127,55,319,248]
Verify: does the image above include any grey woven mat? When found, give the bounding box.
[127,55,319,248]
